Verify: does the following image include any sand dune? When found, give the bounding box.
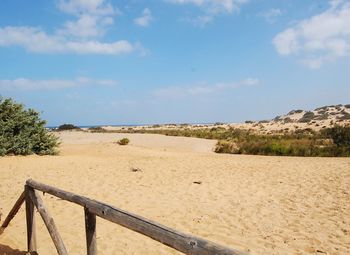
[0,132,349,254]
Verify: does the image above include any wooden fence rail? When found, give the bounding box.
[0,179,247,255]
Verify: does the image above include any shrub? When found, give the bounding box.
[317,109,326,114]
[288,109,303,115]
[215,140,239,154]
[117,138,130,145]
[299,111,315,123]
[315,106,328,111]
[57,123,80,131]
[88,126,106,132]
[258,120,269,124]
[283,117,293,123]
[337,112,350,120]
[273,116,282,122]
[324,125,350,146]
[0,97,59,156]
[335,105,342,110]
[314,113,329,120]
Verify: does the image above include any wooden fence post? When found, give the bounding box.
[25,185,37,253]
[27,188,68,255]
[85,207,97,255]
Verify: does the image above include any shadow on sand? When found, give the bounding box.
[0,244,29,255]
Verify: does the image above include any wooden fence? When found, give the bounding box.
[0,179,247,255]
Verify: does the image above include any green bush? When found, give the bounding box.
[288,109,303,115]
[117,138,130,145]
[215,136,349,157]
[215,140,239,154]
[299,111,315,123]
[88,126,106,132]
[0,98,59,156]
[283,117,293,123]
[337,112,350,120]
[258,120,269,124]
[314,113,329,120]
[57,123,80,131]
[273,116,282,122]
[324,125,350,146]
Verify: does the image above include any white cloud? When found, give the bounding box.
[273,0,350,68]
[260,8,282,24]
[56,0,120,39]
[0,26,134,55]
[167,0,247,14]
[134,8,153,27]
[180,15,213,27]
[58,15,104,38]
[167,0,248,25]
[153,78,259,99]
[0,77,118,91]
[57,0,116,16]
[0,0,145,55]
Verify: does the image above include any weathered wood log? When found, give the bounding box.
[26,179,247,255]
[0,191,25,235]
[27,186,68,255]
[25,186,37,253]
[85,207,97,255]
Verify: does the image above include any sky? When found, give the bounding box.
[0,0,349,126]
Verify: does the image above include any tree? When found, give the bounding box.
[0,97,59,156]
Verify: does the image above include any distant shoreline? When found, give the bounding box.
[46,122,217,129]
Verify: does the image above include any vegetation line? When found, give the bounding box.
[86,126,350,157]
[2,97,349,157]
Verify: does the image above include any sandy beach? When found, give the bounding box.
[0,131,349,254]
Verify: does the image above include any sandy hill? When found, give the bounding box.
[226,104,350,134]
[275,104,350,123]
[95,104,350,135]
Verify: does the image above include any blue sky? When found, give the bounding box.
[0,0,349,126]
